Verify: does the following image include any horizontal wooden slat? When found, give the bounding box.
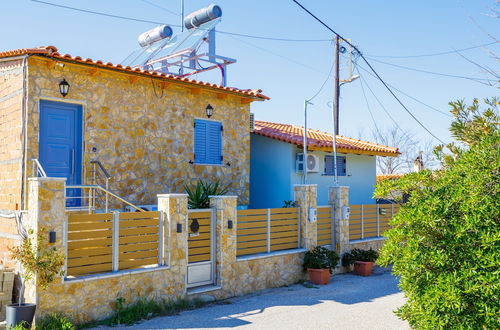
[68,213,113,223]
[238,232,267,242]
[238,239,267,249]
[270,219,298,227]
[270,242,298,251]
[269,213,298,220]
[68,238,112,250]
[188,246,211,255]
[237,214,268,222]
[67,263,112,276]
[188,232,210,241]
[271,224,298,232]
[237,227,267,236]
[68,247,111,258]
[119,219,158,228]
[237,246,267,256]
[68,230,112,241]
[120,258,158,269]
[317,229,331,236]
[188,211,212,218]
[120,250,157,260]
[68,221,112,231]
[238,220,267,229]
[68,255,112,267]
[317,223,331,229]
[121,234,158,244]
[120,227,158,236]
[120,242,158,252]
[271,236,298,245]
[118,211,159,220]
[237,209,268,216]
[269,207,299,214]
[188,254,210,263]
[270,231,297,239]
[188,239,211,248]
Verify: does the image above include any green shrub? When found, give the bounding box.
[184,180,229,209]
[341,248,379,266]
[303,246,339,274]
[375,98,500,329]
[36,313,75,330]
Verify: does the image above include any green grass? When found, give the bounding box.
[78,297,207,328]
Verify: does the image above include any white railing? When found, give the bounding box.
[31,158,47,177]
[66,184,144,213]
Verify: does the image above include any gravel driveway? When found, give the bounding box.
[94,267,408,330]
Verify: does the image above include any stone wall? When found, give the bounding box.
[25,56,253,207]
[0,58,24,210]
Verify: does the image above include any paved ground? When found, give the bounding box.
[95,267,408,330]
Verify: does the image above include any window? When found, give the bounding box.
[324,155,346,176]
[194,119,222,165]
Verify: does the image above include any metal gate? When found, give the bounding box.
[187,209,216,288]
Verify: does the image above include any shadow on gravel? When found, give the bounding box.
[127,267,401,329]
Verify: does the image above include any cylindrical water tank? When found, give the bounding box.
[184,4,222,30]
[138,25,173,48]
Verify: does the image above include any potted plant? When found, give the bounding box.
[303,246,339,285]
[341,248,379,276]
[7,229,65,329]
[184,180,229,209]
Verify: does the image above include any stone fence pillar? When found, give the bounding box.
[25,177,66,310]
[293,184,317,250]
[209,196,237,295]
[157,194,188,298]
[329,186,350,258]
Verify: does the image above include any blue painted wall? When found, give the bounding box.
[250,134,378,208]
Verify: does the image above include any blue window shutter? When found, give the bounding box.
[194,120,207,164]
[324,155,346,176]
[207,121,222,164]
[194,120,222,164]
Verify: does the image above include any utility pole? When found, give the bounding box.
[181,0,185,32]
[332,35,340,186]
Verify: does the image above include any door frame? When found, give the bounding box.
[38,98,85,187]
[187,208,216,288]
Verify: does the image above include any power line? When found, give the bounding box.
[358,69,382,136]
[291,0,445,144]
[30,0,331,42]
[139,0,180,17]
[365,56,497,83]
[307,62,335,102]
[366,41,498,58]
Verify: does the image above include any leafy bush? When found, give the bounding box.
[303,246,339,274]
[375,98,499,329]
[184,180,229,209]
[341,248,379,266]
[36,313,75,330]
[9,228,65,305]
[282,200,297,208]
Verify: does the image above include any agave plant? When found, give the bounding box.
[184,180,229,209]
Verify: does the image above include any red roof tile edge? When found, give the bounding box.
[253,120,400,156]
[0,46,269,100]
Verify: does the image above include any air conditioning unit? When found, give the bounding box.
[296,153,320,173]
[249,113,255,132]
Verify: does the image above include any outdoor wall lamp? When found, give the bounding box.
[205,104,214,118]
[59,79,70,97]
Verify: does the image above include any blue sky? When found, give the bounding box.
[2,0,498,146]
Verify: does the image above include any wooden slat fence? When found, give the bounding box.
[317,206,332,246]
[188,210,213,263]
[237,207,300,257]
[67,211,163,277]
[349,204,400,241]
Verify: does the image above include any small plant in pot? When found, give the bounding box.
[341,248,379,276]
[303,246,339,285]
[7,229,65,329]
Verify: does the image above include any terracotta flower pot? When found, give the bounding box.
[307,268,331,285]
[354,261,374,276]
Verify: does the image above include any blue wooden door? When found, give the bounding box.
[39,100,83,207]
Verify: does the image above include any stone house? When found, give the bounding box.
[0,45,268,211]
[250,121,400,208]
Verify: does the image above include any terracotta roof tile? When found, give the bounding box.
[254,121,400,157]
[376,173,405,182]
[0,46,269,101]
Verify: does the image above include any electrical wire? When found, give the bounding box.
[356,65,451,117]
[139,0,180,17]
[365,56,497,83]
[366,41,498,58]
[307,62,335,102]
[358,69,382,137]
[292,0,445,144]
[30,0,331,42]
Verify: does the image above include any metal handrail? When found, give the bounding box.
[90,160,111,180]
[31,158,47,177]
[66,184,144,212]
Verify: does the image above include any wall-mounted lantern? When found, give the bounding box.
[59,79,70,97]
[205,104,214,118]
